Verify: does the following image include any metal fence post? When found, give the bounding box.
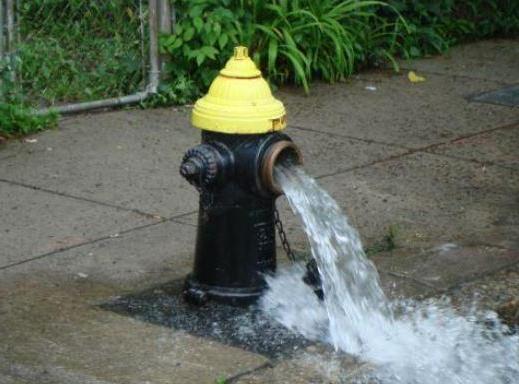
[158,0,172,81]
[6,0,14,82]
[0,0,4,62]
[36,1,162,115]
[148,0,160,92]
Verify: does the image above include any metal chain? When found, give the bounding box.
[273,206,296,262]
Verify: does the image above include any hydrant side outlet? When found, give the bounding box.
[180,46,302,306]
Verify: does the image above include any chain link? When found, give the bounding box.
[274,206,296,262]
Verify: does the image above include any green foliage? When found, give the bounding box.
[141,75,200,107]
[17,0,144,105]
[386,0,519,58]
[1,0,143,138]
[0,57,58,137]
[159,0,518,103]
[160,0,403,99]
[0,102,58,137]
[0,59,18,103]
[242,0,404,91]
[159,0,243,100]
[365,225,398,256]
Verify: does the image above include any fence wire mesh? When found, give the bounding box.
[1,0,152,109]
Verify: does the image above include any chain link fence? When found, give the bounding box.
[1,0,171,114]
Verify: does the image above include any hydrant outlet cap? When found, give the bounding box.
[191,46,287,134]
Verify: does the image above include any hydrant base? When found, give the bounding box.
[183,274,265,306]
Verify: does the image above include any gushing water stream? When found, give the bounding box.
[262,165,519,383]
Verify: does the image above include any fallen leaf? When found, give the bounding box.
[408,71,426,83]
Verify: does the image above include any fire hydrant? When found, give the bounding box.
[180,46,302,305]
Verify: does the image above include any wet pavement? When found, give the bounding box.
[1,39,518,383]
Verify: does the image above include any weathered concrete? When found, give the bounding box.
[1,219,195,289]
[0,108,199,218]
[0,182,155,267]
[1,39,518,383]
[0,278,268,384]
[0,219,265,383]
[234,345,369,384]
[428,123,519,170]
[449,263,519,313]
[280,73,519,149]
[372,245,519,291]
[400,39,519,85]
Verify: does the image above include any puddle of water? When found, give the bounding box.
[263,165,519,383]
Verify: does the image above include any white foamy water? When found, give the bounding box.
[262,165,519,383]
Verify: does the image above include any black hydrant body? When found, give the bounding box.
[180,47,302,305]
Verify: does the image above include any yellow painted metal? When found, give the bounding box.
[191,46,286,134]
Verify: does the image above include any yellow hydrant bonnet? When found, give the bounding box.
[191,46,286,134]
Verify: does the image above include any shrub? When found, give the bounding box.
[241,0,404,91]
[0,102,58,138]
[17,0,144,105]
[160,0,404,98]
[0,57,57,138]
[159,0,244,99]
[1,0,140,137]
[386,0,519,58]
[160,0,519,102]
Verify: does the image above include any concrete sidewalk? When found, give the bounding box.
[1,39,518,383]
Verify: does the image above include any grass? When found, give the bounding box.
[17,0,145,105]
[0,103,58,139]
[365,225,398,256]
[0,0,144,138]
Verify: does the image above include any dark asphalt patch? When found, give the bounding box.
[101,280,311,359]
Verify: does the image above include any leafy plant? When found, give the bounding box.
[242,0,405,91]
[365,225,398,256]
[1,57,58,138]
[386,0,519,58]
[0,102,58,137]
[1,0,143,138]
[17,0,144,105]
[160,0,405,99]
[159,0,243,99]
[141,74,200,107]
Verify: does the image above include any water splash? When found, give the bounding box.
[262,165,519,383]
